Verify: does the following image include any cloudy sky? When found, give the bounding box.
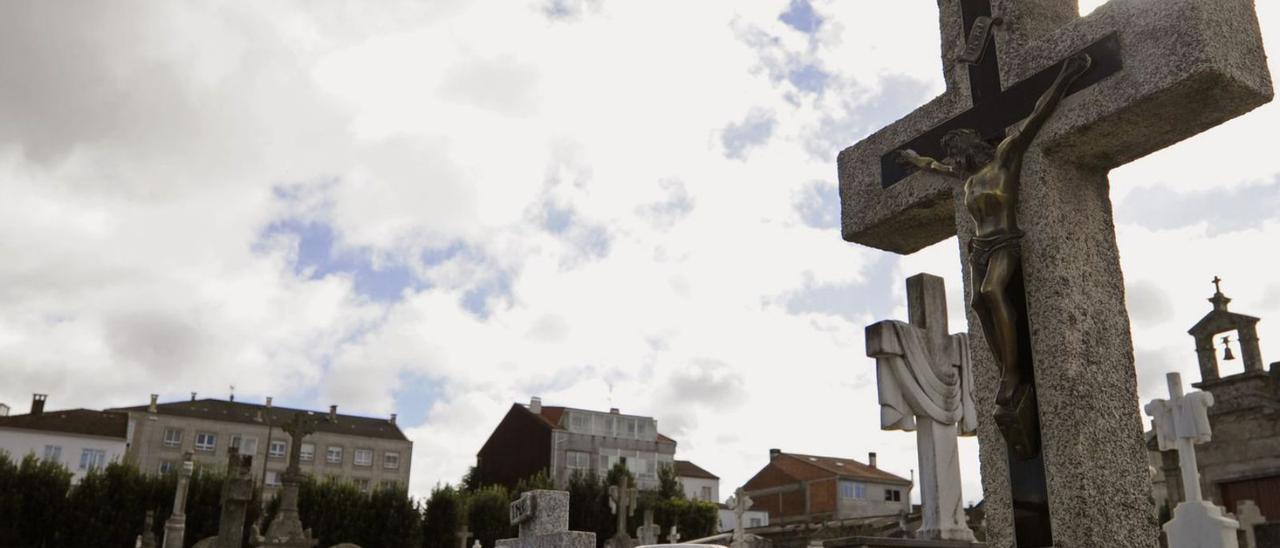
[3,0,1279,504]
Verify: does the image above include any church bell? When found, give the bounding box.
[1221,335,1236,361]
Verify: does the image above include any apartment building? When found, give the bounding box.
[0,394,128,483]
[112,395,411,494]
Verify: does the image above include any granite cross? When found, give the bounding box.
[866,273,977,541]
[607,474,637,546]
[636,509,660,545]
[838,1,1272,546]
[1146,372,1241,548]
[668,525,681,544]
[456,524,472,548]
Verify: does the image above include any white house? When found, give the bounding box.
[675,459,720,502]
[0,394,129,483]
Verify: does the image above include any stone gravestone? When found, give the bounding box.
[496,490,595,548]
[667,525,680,545]
[194,449,256,548]
[1236,500,1266,548]
[607,475,638,548]
[636,509,661,545]
[138,510,158,548]
[163,452,195,548]
[837,0,1272,546]
[1146,372,1240,548]
[866,273,978,541]
[253,413,320,548]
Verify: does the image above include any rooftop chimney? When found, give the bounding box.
[609,408,620,414]
[148,394,158,413]
[31,394,47,415]
[329,405,337,422]
[869,452,878,469]
[530,396,542,414]
[389,413,397,425]
[769,448,781,460]
[265,396,273,408]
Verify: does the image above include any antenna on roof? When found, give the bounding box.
[229,385,236,402]
[606,381,615,409]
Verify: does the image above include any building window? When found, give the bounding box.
[300,443,315,462]
[571,414,587,432]
[384,452,400,469]
[326,446,343,464]
[566,451,590,470]
[42,445,62,463]
[163,428,183,447]
[885,489,902,502]
[79,449,106,471]
[195,432,217,452]
[269,440,287,458]
[625,419,637,438]
[230,435,258,456]
[355,478,371,493]
[380,479,398,490]
[354,449,373,467]
[265,471,281,486]
[839,481,866,499]
[159,461,174,474]
[749,518,763,528]
[700,486,712,501]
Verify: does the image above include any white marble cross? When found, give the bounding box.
[1235,500,1266,548]
[839,1,1272,546]
[866,273,976,541]
[1146,372,1240,548]
[728,488,753,548]
[636,509,660,545]
[667,525,680,544]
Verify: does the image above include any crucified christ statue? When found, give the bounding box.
[896,53,1091,455]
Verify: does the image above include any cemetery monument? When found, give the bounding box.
[496,489,595,548]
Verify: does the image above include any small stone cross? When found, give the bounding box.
[281,412,320,475]
[636,509,660,545]
[1146,372,1240,548]
[457,524,473,548]
[667,525,680,544]
[1235,500,1266,548]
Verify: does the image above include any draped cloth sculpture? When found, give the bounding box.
[867,273,977,541]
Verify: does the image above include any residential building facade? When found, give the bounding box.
[475,397,677,490]
[113,395,412,494]
[742,450,912,524]
[674,459,720,502]
[0,394,128,483]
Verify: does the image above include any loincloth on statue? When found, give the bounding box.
[967,230,1024,269]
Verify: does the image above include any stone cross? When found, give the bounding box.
[162,452,194,548]
[636,509,661,545]
[457,524,473,548]
[667,525,680,544]
[254,412,320,547]
[607,474,637,547]
[496,490,595,548]
[138,510,157,548]
[838,1,1272,546]
[212,450,255,548]
[867,273,977,541]
[472,542,481,548]
[1235,500,1266,548]
[1146,372,1240,548]
[728,487,753,547]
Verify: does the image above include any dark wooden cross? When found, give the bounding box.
[837,1,1271,546]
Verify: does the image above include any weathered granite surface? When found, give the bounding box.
[836,0,1272,546]
[497,490,595,548]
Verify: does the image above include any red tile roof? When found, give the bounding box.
[674,459,719,480]
[0,409,128,440]
[744,451,911,490]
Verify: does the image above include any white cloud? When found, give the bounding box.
[2,0,1278,512]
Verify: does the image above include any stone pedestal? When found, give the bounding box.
[1165,501,1240,548]
[497,490,595,548]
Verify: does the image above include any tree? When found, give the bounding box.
[467,485,514,546]
[656,462,683,500]
[422,484,464,547]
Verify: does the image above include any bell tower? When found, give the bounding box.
[1188,277,1265,383]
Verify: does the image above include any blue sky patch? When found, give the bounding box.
[779,0,822,34]
[788,64,830,94]
[794,180,840,229]
[262,218,422,303]
[722,110,776,159]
